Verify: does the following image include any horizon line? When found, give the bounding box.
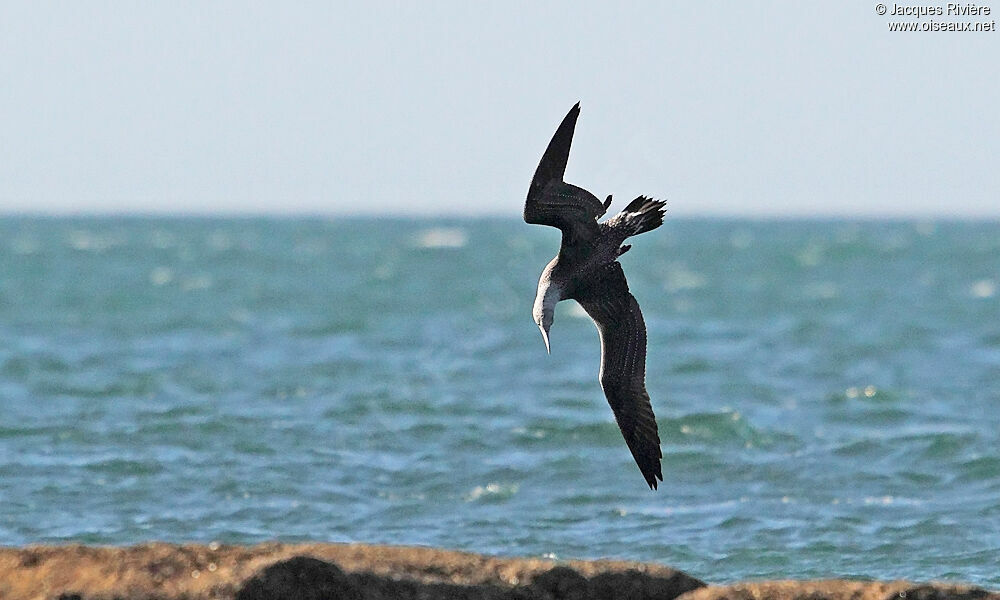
[2,209,1000,223]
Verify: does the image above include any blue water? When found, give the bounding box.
[1,217,999,585]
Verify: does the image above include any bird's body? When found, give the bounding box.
[525,103,666,489]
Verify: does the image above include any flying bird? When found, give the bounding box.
[524,103,666,489]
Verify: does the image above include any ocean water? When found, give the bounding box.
[1,217,999,585]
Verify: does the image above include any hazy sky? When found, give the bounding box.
[1,2,997,217]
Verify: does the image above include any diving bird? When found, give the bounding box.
[524,103,666,489]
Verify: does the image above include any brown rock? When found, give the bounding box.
[676,580,1000,600]
[0,543,993,600]
[236,556,361,600]
[0,542,703,600]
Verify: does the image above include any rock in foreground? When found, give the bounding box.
[684,581,997,600]
[0,542,701,600]
[0,542,994,600]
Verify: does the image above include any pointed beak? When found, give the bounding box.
[538,324,551,354]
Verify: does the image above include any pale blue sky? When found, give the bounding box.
[1,2,997,217]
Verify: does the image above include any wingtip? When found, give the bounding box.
[527,104,583,202]
[640,457,664,490]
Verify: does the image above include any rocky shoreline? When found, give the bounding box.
[0,542,995,600]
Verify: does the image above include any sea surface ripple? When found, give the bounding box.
[1,217,999,585]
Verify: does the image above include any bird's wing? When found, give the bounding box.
[524,103,605,246]
[573,262,663,489]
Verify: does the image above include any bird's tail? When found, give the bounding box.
[614,196,666,238]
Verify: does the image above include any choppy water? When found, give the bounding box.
[1,217,999,585]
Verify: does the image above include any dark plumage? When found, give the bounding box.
[525,103,666,489]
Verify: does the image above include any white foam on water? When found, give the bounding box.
[796,242,825,267]
[464,482,518,502]
[414,227,467,249]
[68,229,121,252]
[970,279,996,299]
[730,229,754,249]
[149,266,174,286]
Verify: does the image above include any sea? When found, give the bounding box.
[1,217,999,586]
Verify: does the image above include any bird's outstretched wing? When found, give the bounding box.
[524,103,606,246]
[573,262,663,489]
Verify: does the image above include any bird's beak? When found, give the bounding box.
[538,324,551,354]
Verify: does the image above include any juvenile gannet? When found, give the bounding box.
[524,103,666,489]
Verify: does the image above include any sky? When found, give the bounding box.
[1,2,997,217]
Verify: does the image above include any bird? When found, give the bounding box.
[524,103,666,489]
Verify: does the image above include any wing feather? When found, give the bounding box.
[573,263,663,489]
[524,103,605,245]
